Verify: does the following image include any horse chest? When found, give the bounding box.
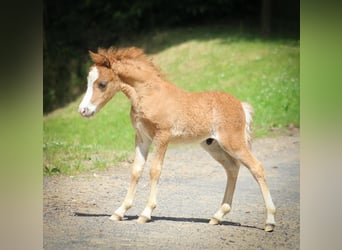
[134,117,155,141]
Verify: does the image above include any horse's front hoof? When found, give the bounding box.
[209,217,221,225]
[265,223,275,232]
[137,215,150,223]
[109,214,123,221]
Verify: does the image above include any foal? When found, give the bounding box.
[78,47,276,232]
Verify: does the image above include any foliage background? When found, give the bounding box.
[43,0,299,113]
[43,0,299,175]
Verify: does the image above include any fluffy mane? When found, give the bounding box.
[93,47,164,77]
[98,46,147,62]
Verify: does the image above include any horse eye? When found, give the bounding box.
[98,82,107,89]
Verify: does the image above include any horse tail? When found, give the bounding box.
[241,102,254,149]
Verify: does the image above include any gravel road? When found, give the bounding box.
[43,129,299,249]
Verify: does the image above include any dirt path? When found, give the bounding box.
[43,129,300,249]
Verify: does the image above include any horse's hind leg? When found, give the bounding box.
[110,134,151,221]
[217,133,276,232]
[200,139,240,225]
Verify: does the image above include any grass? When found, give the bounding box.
[43,25,299,175]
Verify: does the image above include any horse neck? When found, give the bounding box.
[119,83,139,110]
[117,59,165,85]
[116,61,185,111]
[117,61,167,99]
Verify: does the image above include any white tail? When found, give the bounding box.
[242,102,254,148]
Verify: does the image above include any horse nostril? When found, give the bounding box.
[79,107,88,115]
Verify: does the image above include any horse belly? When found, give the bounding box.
[169,122,212,144]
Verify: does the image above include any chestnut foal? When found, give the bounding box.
[78,47,276,231]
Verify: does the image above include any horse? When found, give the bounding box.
[78,47,276,232]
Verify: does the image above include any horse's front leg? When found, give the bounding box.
[110,134,151,221]
[137,131,169,223]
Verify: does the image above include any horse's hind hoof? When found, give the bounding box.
[265,224,275,232]
[109,214,123,221]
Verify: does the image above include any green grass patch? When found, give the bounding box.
[44,26,299,175]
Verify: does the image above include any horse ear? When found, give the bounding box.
[88,50,111,68]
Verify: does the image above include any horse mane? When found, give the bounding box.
[95,47,165,78]
[97,46,146,62]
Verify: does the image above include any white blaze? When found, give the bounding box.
[78,67,99,115]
